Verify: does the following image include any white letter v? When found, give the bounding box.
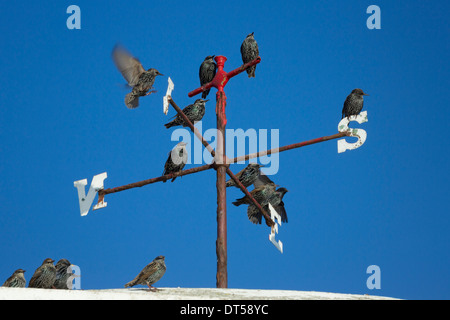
[74,172,107,216]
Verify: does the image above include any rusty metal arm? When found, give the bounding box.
[187,83,214,99]
[228,132,350,164]
[226,56,261,79]
[97,163,215,202]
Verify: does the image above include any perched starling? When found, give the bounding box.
[232,183,277,207]
[199,56,217,99]
[253,172,274,188]
[2,269,26,288]
[341,89,369,119]
[112,45,164,109]
[28,258,56,289]
[164,99,208,129]
[240,32,259,78]
[163,142,188,182]
[226,163,264,188]
[124,256,166,292]
[54,259,73,290]
[247,187,289,224]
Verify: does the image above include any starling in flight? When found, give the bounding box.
[226,163,264,188]
[199,56,217,99]
[124,255,167,292]
[164,99,208,129]
[2,269,26,288]
[341,88,369,119]
[28,258,56,289]
[163,142,188,182]
[54,259,73,289]
[112,45,164,109]
[241,32,259,78]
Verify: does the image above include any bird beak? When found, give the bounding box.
[157,72,164,76]
[363,93,369,96]
[204,99,209,102]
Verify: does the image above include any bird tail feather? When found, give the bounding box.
[202,89,210,99]
[247,66,256,78]
[125,92,139,109]
[164,121,175,129]
[124,279,138,288]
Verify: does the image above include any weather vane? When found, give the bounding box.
[73,34,369,289]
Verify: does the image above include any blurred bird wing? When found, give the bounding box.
[253,174,274,187]
[112,45,145,86]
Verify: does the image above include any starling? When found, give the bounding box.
[232,183,277,207]
[124,255,166,291]
[2,269,26,288]
[54,259,73,289]
[28,258,56,289]
[199,56,217,99]
[164,99,208,129]
[253,172,274,188]
[226,163,264,188]
[341,88,369,119]
[112,45,164,109]
[247,187,289,224]
[163,142,188,182]
[240,32,259,78]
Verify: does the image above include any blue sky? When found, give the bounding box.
[1,1,449,299]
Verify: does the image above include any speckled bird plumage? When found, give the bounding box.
[199,56,217,99]
[232,182,277,207]
[163,142,188,182]
[54,259,72,289]
[341,88,368,119]
[226,163,264,188]
[240,32,259,78]
[164,99,208,129]
[2,269,26,288]
[28,258,56,289]
[124,256,166,291]
[112,45,163,109]
[247,187,289,224]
